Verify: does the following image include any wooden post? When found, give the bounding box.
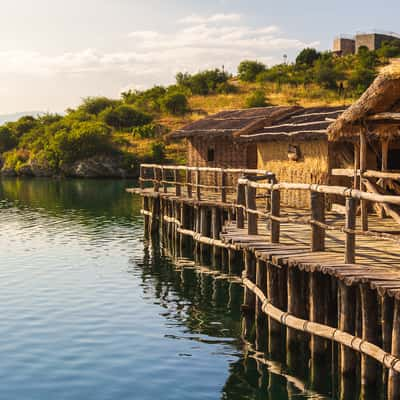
[140,165,145,189]
[246,183,258,235]
[360,285,379,387]
[236,182,246,229]
[221,170,227,203]
[174,169,181,197]
[360,129,368,231]
[143,196,150,239]
[270,189,280,244]
[345,197,356,264]
[186,170,192,198]
[196,169,201,201]
[382,295,394,353]
[161,167,167,193]
[309,272,326,355]
[380,139,390,218]
[287,268,307,348]
[353,143,360,190]
[153,167,160,192]
[389,299,400,400]
[267,263,281,336]
[338,281,356,377]
[311,191,325,252]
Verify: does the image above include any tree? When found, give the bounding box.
[160,92,189,115]
[176,69,230,95]
[79,97,120,116]
[101,106,152,130]
[296,48,320,67]
[238,60,267,82]
[51,121,113,163]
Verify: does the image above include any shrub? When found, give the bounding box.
[176,69,230,95]
[132,123,159,138]
[101,105,152,130]
[238,60,267,82]
[160,92,189,115]
[245,90,269,108]
[0,126,18,152]
[216,82,238,94]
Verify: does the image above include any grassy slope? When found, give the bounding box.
[127,80,356,165]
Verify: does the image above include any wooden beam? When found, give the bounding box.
[311,191,325,251]
[360,129,368,231]
[345,197,356,264]
[367,112,400,121]
[246,183,258,235]
[270,189,280,243]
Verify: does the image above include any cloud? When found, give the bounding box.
[178,13,242,25]
[0,14,319,111]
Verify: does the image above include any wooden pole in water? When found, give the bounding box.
[311,191,325,251]
[150,196,160,235]
[236,182,246,229]
[389,299,400,400]
[266,263,282,336]
[243,250,256,312]
[246,183,257,235]
[255,259,267,352]
[140,165,145,189]
[338,281,356,377]
[287,268,307,348]
[143,196,150,239]
[360,285,379,387]
[161,167,168,193]
[360,129,368,231]
[345,197,356,264]
[270,189,280,243]
[153,167,160,192]
[211,207,221,267]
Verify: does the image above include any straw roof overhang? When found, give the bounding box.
[328,62,400,142]
[238,107,346,143]
[167,106,299,140]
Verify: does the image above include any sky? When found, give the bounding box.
[0,0,399,114]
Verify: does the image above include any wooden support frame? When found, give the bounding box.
[360,129,368,231]
[270,189,280,244]
[245,183,257,235]
[345,197,356,264]
[236,182,246,229]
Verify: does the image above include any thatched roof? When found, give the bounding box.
[167,106,298,140]
[238,106,346,142]
[328,62,400,141]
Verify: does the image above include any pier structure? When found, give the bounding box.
[130,163,400,399]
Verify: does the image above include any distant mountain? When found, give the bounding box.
[0,111,43,125]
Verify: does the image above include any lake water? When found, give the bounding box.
[0,178,337,400]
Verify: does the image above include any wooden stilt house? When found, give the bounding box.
[328,62,400,226]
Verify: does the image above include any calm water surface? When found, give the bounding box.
[0,178,332,400]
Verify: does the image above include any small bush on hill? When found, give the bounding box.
[296,48,321,67]
[101,106,152,130]
[245,90,269,108]
[160,92,189,115]
[176,69,230,95]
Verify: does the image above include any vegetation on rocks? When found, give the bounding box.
[1,43,399,178]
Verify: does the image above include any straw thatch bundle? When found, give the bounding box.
[328,62,400,141]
